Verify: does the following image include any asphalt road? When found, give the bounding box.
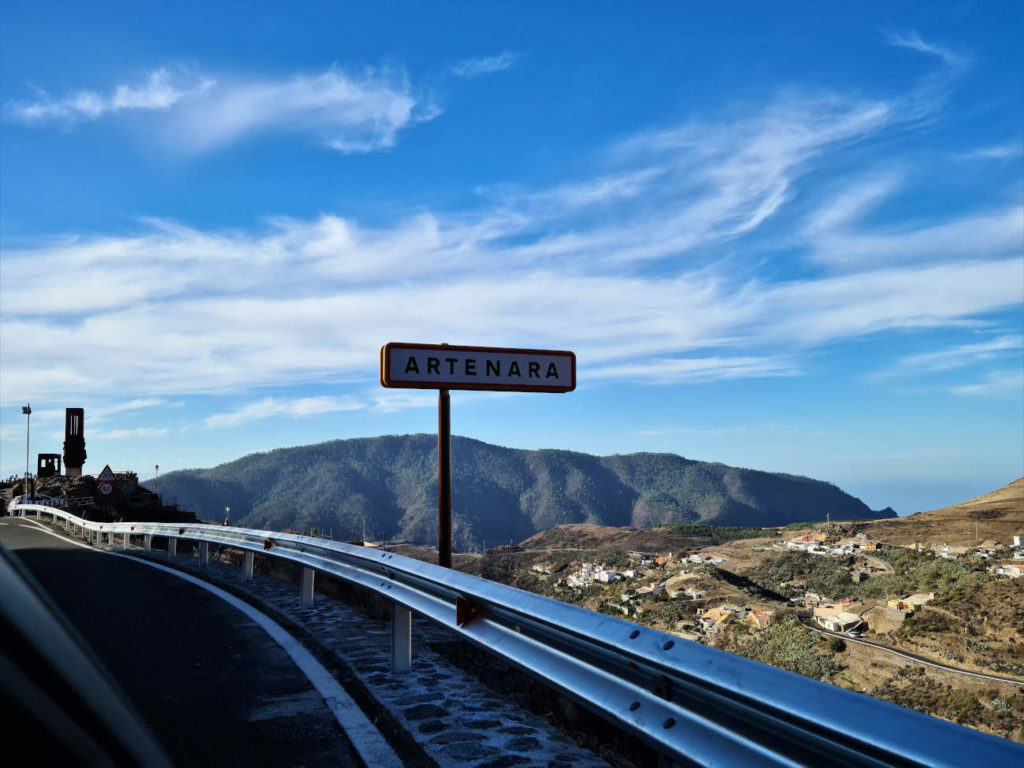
[798,615,1024,687]
[1,517,369,767]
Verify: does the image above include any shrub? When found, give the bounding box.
[827,636,847,654]
[741,615,840,681]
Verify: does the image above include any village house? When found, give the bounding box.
[887,599,915,613]
[688,553,726,566]
[744,609,773,629]
[993,564,1024,579]
[785,538,823,553]
[932,543,970,559]
[904,592,936,607]
[813,602,846,621]
[563,561,639,587]
[818,612,862,633]
[632,584,665,600]
[662,575,692,598]
[699,604,745,629]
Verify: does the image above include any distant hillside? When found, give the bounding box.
[147,434,893,551]
[862,477,1024,547]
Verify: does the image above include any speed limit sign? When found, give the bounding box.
[97,465,116,496]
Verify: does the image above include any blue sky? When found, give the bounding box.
[1,2,1021,515]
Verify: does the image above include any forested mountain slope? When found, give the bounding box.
[149,434,893,550]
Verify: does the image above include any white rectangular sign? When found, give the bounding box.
[380,343,576,392]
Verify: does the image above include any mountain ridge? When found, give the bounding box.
[147,434,895,550]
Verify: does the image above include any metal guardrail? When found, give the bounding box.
[10,503,1024,767]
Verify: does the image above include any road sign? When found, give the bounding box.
[380,342,576,393]
[97,464,116,495]
[379,342,577,570]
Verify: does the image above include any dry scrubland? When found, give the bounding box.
[424,478,1024,742]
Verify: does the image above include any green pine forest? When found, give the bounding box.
[148,434,894,551]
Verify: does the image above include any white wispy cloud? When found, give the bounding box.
[8,68,214,123]
[882,29,968,68]
[371,391,440,413]
[6,64,435,155]
[949,370,1024,398]
[587,355,798,384]
[877,335,1023,379]
[803,172,904,236]
[91,427,169,441]
[805,204,1022,268]
[450,52,520,79]
[204,396,364,429]
[957,143,1023,162]
[171,67,433,155]
[2,44,1018,405]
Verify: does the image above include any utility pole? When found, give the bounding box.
[22,404,31,499]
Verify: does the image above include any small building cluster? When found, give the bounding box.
[698,604,774,632]
[564,562,635,587]
[992,563,1024,579]
[785,532,877,557]
[687,552,726,566]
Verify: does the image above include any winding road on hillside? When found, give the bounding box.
[798,616,1024,687]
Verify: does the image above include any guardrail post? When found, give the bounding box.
[168,538,177,559]
[123,533,129,549]
[300,567,315,608]
[199,541,209,567]
[243,551,254,582]
[144,534,152,552]
[391,603,412,673]
[107,531,114,547]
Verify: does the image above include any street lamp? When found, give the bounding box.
[154,464,160,498]
[224,506,230,526]
[21,404,31,500]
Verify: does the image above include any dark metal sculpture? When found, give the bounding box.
[37,453,62,478]
[63,408,86,477]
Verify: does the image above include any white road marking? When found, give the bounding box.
[13,517,405,768]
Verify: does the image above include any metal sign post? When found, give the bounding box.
[381,342,575,567]
[438,389,452,568]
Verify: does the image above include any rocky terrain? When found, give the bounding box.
[860,478,1024,547]
[418,478,1024,742]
